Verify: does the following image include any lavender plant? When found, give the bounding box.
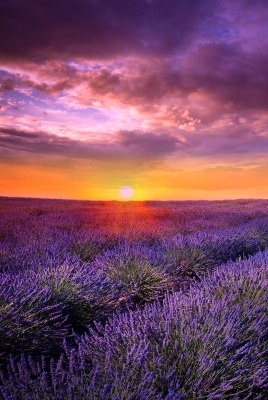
[34,262,122,330]
[1,198,268,399]
[161,217,268,280]
[2,249,268,398]
[94,243,171,304]
[0,274,69,364]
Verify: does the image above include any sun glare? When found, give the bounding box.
[118,186,134,200]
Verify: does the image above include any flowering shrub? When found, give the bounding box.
[94,243,171,304]
[1,198,268,398]
[0,275,69,364]
[1,250,268,398]
[161,217,268,279]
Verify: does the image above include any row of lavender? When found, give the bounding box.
[1,215,268,361]
[1,199,268,398]
[1,248,268,399]
[1,199,268,275]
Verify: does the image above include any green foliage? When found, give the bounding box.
[108,257,169,303]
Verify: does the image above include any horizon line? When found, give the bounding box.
[1,195,268,203]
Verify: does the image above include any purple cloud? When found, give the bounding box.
[0,127,182,162]
[0,0,215,62]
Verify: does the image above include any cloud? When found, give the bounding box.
[1,0,268,198]
[182,42,268,112]
[0,127,182,163]
[0,0,215,62]
[118,130,181,156]
[2,0,268,129]
[177,118,268,162]
[0,127,39,138]
[27,39,268,127]
[0,78,15,91]
[21,78,72,95]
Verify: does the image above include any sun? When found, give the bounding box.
[118,186,134,200]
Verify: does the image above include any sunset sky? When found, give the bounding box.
[1,0,268,200]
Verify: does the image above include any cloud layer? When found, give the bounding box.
[1,0,268,198]
[0,0,215,61]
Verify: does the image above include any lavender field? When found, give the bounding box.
[1,197,268,399]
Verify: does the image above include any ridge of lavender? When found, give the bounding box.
[1,198,268,398]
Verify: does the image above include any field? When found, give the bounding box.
[1,197,268,399]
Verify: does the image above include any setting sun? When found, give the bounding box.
[118,186,134,200]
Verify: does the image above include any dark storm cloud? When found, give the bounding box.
[2,0,268,116]
[0,0,214,62]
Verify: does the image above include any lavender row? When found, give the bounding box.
[2,199,268,274]
[1,216,268,365]
[1,249,268,399]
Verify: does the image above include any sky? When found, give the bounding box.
[1,0,268,200]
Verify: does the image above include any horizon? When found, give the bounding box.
[1,195,267,203]
[1,1,268,200]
